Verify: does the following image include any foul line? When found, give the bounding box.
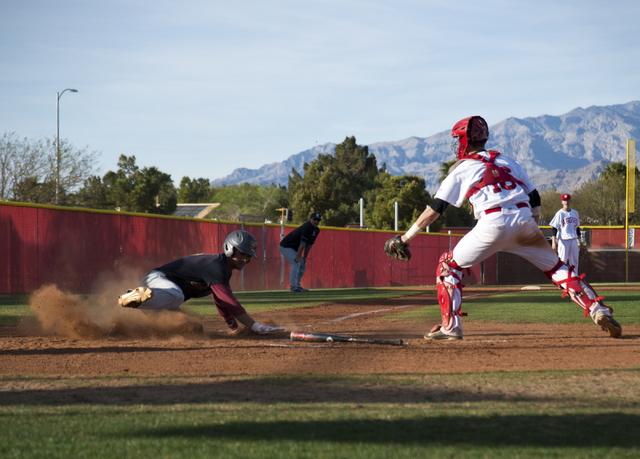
[262,342,330,348]
[323,290,510,324]
[323,304,419,323]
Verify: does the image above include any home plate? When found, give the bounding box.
[521,285,542,290]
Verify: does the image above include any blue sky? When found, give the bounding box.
[1,0,639,184]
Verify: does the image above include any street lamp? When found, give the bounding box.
[56,88,78,205]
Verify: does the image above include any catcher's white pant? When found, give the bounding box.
[441,208,582,334]
[454,208,558,271]
[137,270,185,310]
[557,238,579,271]
[279,246,307,288]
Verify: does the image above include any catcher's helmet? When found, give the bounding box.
[451,116,489,160]
[223,230,257,259]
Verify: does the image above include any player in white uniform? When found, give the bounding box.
[550,194,583,271]
[399,116,621,340]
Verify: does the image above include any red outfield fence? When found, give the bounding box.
[0,202,482,294]
[1,202,638,294]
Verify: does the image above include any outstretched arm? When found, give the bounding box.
[236,313,285,334]
[211,285,284,334]
[401,206,441,244]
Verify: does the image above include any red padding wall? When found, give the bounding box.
[1,203,493,294]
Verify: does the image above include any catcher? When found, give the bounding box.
[117,230,285,335]
[385,115,621,340]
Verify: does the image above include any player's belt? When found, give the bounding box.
[484,202,529,215]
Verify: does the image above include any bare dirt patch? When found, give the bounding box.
[0,286,638,377]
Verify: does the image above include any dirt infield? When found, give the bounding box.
[0,287,638,377]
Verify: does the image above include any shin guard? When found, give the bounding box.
[436,252,465,332]
[545,260,611,320]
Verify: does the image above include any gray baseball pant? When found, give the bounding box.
[279,246,307,288]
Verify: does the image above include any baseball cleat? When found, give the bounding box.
[424,325,463,341]
[224,316,239,332]
[118,287,153,308]
[596,314,622,338]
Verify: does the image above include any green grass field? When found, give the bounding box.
[4,285,638,325]
[1,371,639,458]
[389,289,640,326]
[1,285,639,458]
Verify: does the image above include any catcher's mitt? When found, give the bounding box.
[384,235,411,262]
[579,244,589,259]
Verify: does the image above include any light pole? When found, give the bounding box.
[394,201,398,231]
[56,88,78,204]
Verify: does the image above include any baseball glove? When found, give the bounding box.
[384,235,411,262]
[579,244,589,259]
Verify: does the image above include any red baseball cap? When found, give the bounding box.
[561,194,571,200]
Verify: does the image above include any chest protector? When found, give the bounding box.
[459,151,525,199]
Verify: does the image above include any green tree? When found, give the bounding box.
[139,166,178,214]
[178,177,215,203]
[1,132,99,204]
[73,155,177,215]
[440,200,475,228]
[72,175,110,209]
[369,173,432,231]
[436,159,474,229]
[538,187,561,226]
[439,159,456,182]
[208,183,286,222]
[51,138,100,205]
[12,177,56,204]
[288,136,379,227]
[601,162,627,178]
[572,161,640,225]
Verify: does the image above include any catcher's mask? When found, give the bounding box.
[223,230,258,259]
[451,116,489,160]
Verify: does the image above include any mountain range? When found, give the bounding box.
[212,101,640,193]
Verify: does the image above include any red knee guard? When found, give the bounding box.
[436,251,461,278]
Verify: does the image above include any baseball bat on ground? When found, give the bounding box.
[290,331,403,346]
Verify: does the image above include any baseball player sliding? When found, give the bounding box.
[117,230,285,335]
[385,116,621,340]
[550,194,584,272]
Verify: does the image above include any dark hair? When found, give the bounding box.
[468,139,487,150]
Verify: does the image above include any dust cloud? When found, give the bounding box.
[27,270,204,340]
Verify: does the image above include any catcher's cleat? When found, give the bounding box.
[224,316,239,332]
[596,314,622,338]
[424,325,463,341]
[118,287,153,308]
